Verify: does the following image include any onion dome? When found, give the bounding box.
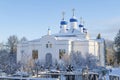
[79,24,83,27]
[79,17,84,27]
[83,28,86,30]
[60,20,68,25]
[83,28,87,33]
[60,11,68,25]
[70,17,78,22]
[70,8,78,22]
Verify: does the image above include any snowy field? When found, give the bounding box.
[106,67,120,80]
[0,67,120,80]
[0,76,59,80]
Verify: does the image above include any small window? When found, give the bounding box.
[46,42,52,48]
[50,44,52,48]
[32,50,38,60]
[46,44,49,48]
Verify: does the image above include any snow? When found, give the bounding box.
[105,68,120,80]
[109,68,120,76]
[0,76,59,80]
[13,71,29,77]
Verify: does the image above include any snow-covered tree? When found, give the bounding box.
[85,53,98,68]
[60,51,99,71]
[20,37,28,42]
[70,52,84,69]
[0,50,9,70]
[0,49,18,74]
[7,35,18,54]
[115,29,120,49]
[0,42,4,50]
[114,29,120,64]
[62,54,70,66]
[70,52,99,69]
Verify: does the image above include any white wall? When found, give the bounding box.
[17,35,105,67]
[88,40,99,56]
[72,40,89,54]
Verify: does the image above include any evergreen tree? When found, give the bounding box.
[114,29,120,64]
[97,33,101,39]
[115,30,120,50]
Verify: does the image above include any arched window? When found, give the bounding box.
[32,50,38,60]
[50,44,52,48]
[46,44,49,48]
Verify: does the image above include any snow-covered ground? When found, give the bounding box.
[1,67,120,80]
[109,68,120,76]
[106,67,120,80]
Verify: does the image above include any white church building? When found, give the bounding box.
[17,11,105,67]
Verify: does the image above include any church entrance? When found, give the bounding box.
[46,53,52,67]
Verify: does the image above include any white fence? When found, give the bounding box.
[0,76,59,80]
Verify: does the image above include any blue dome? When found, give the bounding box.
[79,24,83,27]
[70,18,78,22]
[83,28,86,30]
[60,20,67,25]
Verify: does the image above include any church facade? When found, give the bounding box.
[17,12,105,67]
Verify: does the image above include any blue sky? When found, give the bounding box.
[0,0,120,42]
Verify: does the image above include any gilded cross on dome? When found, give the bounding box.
[62,11,65,20]
[72,8,75,16]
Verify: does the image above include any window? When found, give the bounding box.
[46,41,52,48]
[50,44,52,48]
[32,50,38,60]
[46,44,49,48]
[59,49,66,59]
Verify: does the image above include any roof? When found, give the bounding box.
[60,20,67,25]
[29,38,41,42]
[70,17,78,22]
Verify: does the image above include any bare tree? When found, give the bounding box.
[70,52,98,69]
[0,50,9,70]
[7,35,18,54]
[61,54,70,67]
[20,37,27,42]
[0,50,18,74]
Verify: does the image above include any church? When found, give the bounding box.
[17,10,105,67]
